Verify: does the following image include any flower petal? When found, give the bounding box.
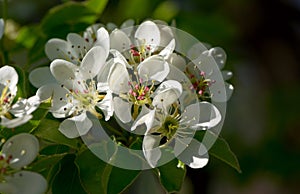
[58,112,92,138]
[167,53,186,71]
[9,96,40,117]
[202,47,227,69]
[50,59,81,89]
[113,97,132,123]
[142,134,162,168]
[175,138,209,169]
[107,61,130,94]
[4,171,47,194]
[110,29,131,53]
[96,90,114,121]
[138,55,169,83]
[159,39,175,59]
[190,102,222,130]
[94,27,110,58]
[131,106,156,133]
[80,46,107,79]
[45,38,71,61]
[222,70,233,80]
[0,66,18,95]
[135,21,160,52]
[0,115,33,128]
[187,42,208,60]
[2,133,39,169]
[29,67,56,88]
[152,80,182,110]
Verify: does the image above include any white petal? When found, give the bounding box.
[0,115,33,128]
[94,27,110,58]
[113,97,131,123]
[131,106,155,132]
[152,80,182,110]
[50,59,80,89]
[192,102,221,130]
[9,96,40,117]
[138,55,169,83]
[45,38,71,61]
[158,25,174,48]
[0,181,17,194]
[175,138,209,169]
[107,62,130,94]
[167,53,186,71]
[67,33,90,54]
[187,42,208,60]
[135,21,160,52]
[0,66,18,95]
[0,18,4,39]
[110,29,131,53]
[2,133,39,169]
[29,67,56,88]
[80,46,107,79]
[4,171,47,194]
[159,39,175,59]
[222,70,233,80]
[58,112,92,138]
[202,47,227,69]
[96,90,114,121]
[142,134,162,168]
[120,19,135,29]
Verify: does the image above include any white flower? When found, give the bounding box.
[0,133,47,194]
[109,20,175,65]
[139,100,221,168]
[0,66,40,128]
[0,18,4,39]
[186,45,234,101]
[36,46,112,138]
[29,27,109,88]
[107,51,172,125]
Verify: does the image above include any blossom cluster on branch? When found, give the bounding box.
[0,18,234,193]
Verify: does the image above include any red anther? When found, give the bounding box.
[135,84,139,90]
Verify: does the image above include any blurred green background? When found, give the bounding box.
[1,0,300,193]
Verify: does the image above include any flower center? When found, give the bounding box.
[62,80,105,118]
[0,82,14,117]
[185,66,215,100]
[128,40,153,65]
[126,77,154,107]
[158,115,179,140]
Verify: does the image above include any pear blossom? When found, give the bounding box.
[0,66,40,128]
[138,100,221,168]
[0,133,47,194]
[109,20,175,66]
[29,27,109,88]
[36,46,113,138]
[107,51,177,126]
[185,45,234,101]
[0,18,4,39]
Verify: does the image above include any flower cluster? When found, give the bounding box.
[29,20,233,169]
[0,18,234,192]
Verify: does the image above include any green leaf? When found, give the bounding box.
[85,0,108,14]
[30,153,66,180]
[40,1,97,38]
[34,118,81,149]
[157,159,186,193]
[194,130,241,173]
[52,154,86,194]
[76,147,141,194]
[75,148,111,194]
